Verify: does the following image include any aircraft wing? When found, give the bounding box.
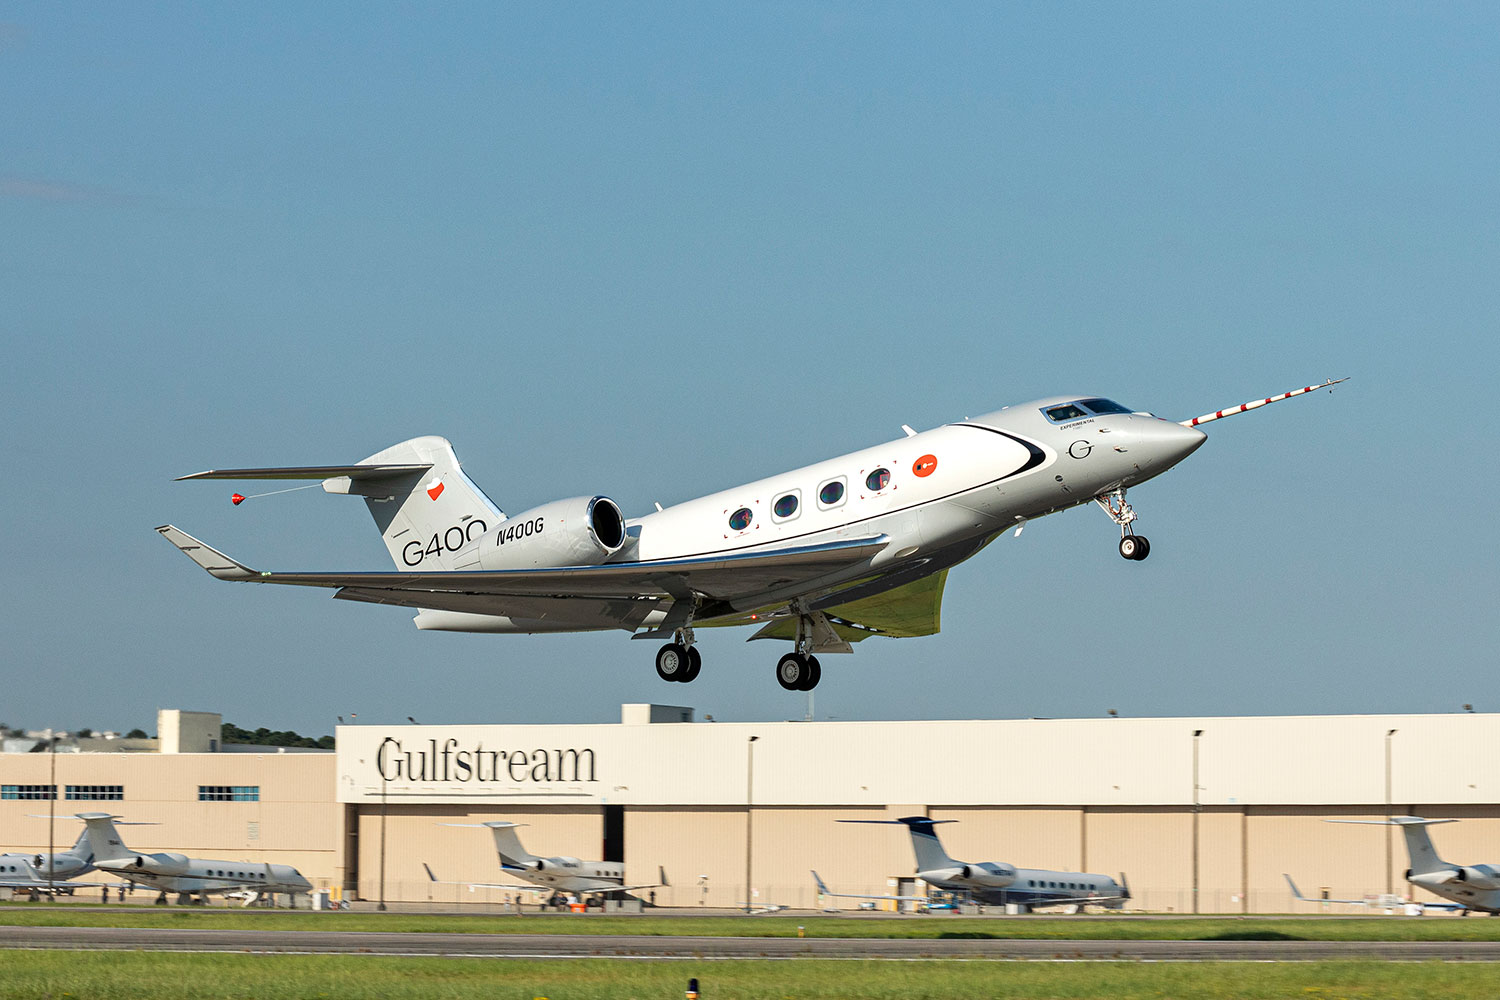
[0,879,111,891]
[157,525,890,626]
[811,870,929,902]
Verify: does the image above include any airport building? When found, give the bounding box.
[4,707,1498,912]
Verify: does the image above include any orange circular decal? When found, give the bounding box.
[912,454,938,477]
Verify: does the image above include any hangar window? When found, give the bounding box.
[772,492,799,521]
[865,468,891,492]
[1,784,56,800]
[1042,403,1088,423]
[198,785,259,802]
[66,785,124,801]
[1079,398,1131,415]
[728,508,753,531]
[818,479,845,508]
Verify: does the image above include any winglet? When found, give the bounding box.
[155,525,259,581]
[1283,873,1307,901]
[812,869,832,895]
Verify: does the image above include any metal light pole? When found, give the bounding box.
[745,736,759,913]
[1191,729,1202,914]
[47,735,56,897]
[378,769,389,911]
[1385,728,1397,897]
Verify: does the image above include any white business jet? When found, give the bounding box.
[0,827,103,895]
[822,816,1129,912]
[1303,817,1500,915]
[76,812,313,905]
[438,821,666,902]
[159,381,1342,691]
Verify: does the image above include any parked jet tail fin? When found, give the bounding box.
[1327,817,1456,876]
[175,436,505,572]
[839,816,959,872]
[480,821,538,870]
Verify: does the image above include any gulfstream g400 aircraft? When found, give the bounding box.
[823,816,1129,912]
[159,381,1342,692]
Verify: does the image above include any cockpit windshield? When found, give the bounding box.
[1042,403,1089,422]
[1041,398,1134,423]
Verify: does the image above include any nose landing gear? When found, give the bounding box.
[1096,489,1150,561]
[655,628,702,683]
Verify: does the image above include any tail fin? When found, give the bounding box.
[178,436,504,571]
[1328,817,1456,876]
[333,436,503,571]
[76,813,129,865]
[69,825,94,863]
[482,821,538,871]
[895,816,958,872]
[1393,817,1454,875]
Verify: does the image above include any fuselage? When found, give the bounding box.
[507,856,630,894]
[920,863,1128,909]
[95,856,312,896]
[0,850,94,886]
[423,396,1206,633]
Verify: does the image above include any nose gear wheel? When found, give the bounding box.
[1096,488,1150,560]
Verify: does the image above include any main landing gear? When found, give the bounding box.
[776,652,821,692]
[655,628,702,683]
[1096,488,1150,561]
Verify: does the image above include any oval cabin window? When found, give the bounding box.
[728,508,753,531]
[866,468,891,492]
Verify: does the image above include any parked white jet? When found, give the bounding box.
[159,380,1342,691]
[1317,817,1500,915]
[440,821,666,901]
[0,828,102,894]
[76,812,313,905]
[826,816,1129,912]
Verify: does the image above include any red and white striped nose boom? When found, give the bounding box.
[1180,377,1348,428]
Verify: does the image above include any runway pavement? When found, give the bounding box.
[6,924,1500,961]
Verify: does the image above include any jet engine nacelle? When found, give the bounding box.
[128,852,192,876]
[1454,866,1500,890]
[468,496,627,571]
[534,856,582,873]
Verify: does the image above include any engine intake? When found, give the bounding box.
[468,496,627,571]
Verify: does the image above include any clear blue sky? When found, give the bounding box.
[4,3,1496,736]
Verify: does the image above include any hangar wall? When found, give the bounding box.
[0,753,344,890]
[5,711,1498,912]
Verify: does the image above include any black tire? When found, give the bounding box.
[798,655,822,691]
[682,646,703,683]
[776,653,806,691]
[655,643,690,682]
[1118,536,1139,559]
[1133,536,1150,560]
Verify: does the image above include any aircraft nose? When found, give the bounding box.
[1132,419,1207,472]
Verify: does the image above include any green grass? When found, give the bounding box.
[5,905,1500,941]
[0,951,1495,1000]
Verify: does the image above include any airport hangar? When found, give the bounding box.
[3,708,1498,912]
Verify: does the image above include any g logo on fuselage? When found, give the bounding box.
[1067,440,1092,459]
